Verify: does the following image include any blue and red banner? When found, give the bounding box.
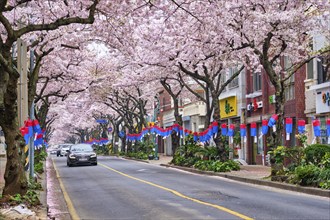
[251,122,257,137]
[285,118,293,134]
[240,124,246,137]
[313,119,321,137]
[227,124,235,137]
[298,120,305,134]
[268,114,278,128]
[326,119,330,137]
[221,123,227,136]
[262,120,268,135]
[211,121,218,135]
[32,119,42,134]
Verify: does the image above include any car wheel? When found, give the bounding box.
[93,162,97,166]
[67,161,72,167]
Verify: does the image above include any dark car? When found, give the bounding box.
[66,143,97,167]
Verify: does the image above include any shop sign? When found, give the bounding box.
[316,89,330,114]
[219,96,237,118]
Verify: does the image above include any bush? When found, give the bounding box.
[289,165,321,187]
[171,142,204,167]
[34,162,44,174]
[34,147,47,163]
[318,168,330,189]
[194,160,240,172]
[304,144,330,166]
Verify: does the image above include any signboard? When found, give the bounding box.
[316,88,330,114]
[96,119,108,124]
[219,96,237,118]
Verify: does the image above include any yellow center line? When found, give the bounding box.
[53,159,80,220]
[100,163,254,220]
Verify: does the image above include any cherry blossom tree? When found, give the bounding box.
[214,0,330,148]
[0,0,100,196]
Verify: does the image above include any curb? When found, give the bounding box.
[160,164,330,198]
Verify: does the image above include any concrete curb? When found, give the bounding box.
[161,164,330,198]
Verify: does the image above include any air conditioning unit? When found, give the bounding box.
[257,101,263,108]
[247,104,253,111]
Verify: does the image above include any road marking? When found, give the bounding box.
[53,159,80,220]
[100,163,254,220]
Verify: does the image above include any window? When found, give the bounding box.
[228,67,239,88]
[307,59,314,79]
[285,75,295,101]
[284,56,295,101]
[317,57,329,84]
[253,72,262,91]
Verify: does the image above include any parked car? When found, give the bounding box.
[67,143,97,167]
[57,144,73,157]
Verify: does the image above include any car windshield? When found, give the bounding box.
[71,144,93,152]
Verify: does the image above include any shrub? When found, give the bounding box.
[34,147,47,163]
[304,144,330,166]
[171,142,204,167]
[318,168,330,189]
[194,160,240,172]
[34,162,44,174]
[320,152,330,169]
[289,165,321,187]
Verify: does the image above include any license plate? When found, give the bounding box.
[79,157,87,161]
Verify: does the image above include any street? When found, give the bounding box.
[52,156,330,220]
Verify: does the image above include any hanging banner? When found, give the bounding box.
[251,122,257,143]
[297,120,306,134]
[193,132,199,142]
[227,124,235,137]
[221,123,227,136]
[240,124,246,143]
[313,119,321,137]
[211,121,219,136]
[327,119,330,137]
[240,124,246,137]
[251,123,257,137]
[285,118,293,134]
[261,120,268,135]
[268,114,278,132]
[285,118,293,140]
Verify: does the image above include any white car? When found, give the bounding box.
[60,147,70,156]
[57,144,73,157]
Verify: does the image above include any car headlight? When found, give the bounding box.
[69,154,76,159]
[90,153,96,158]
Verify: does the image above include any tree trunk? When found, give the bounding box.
[211,93,228,161]
[2,74,28,196]
[274,85,285,148]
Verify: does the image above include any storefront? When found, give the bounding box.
[311,82,330,144]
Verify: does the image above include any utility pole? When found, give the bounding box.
[29,49,35,180]
[17,38,28,127]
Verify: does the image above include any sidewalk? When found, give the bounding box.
[148,154,271,180]
[146,154,329,198]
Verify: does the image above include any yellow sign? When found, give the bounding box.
[219,96,237,118]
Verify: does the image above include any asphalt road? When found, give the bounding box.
[53,156,330,220]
